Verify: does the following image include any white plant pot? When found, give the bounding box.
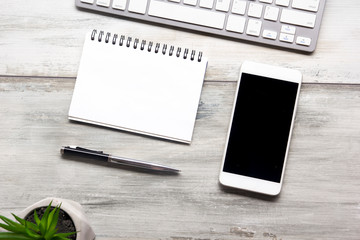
[17,197,96,240]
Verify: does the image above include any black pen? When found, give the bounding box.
[61,146,180,173]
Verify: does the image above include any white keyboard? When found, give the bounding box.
[76,0,326,53]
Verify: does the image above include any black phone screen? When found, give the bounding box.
[223,73,299,183]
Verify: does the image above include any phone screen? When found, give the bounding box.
[223,73,299,183]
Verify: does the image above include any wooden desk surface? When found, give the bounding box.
[1,1,359,239]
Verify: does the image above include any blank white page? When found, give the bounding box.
[69,31,208,143]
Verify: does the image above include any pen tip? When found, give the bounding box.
[172,169,181,174]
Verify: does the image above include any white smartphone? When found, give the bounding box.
[219,61,302,196]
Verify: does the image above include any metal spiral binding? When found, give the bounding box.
[134,38,139,49]
[105,32,111,43]
[91,29,203,62]
[148,41,153,52]
[162,44,167,55]
[126,37,132,47]
[176,48,181,57]
[140,40,146,50]
[112,34,118,45]
[119,35,125,46]
[191,50,195,61]
[155,43,160,53]
[183,49,188,59]
[169,46,174,56]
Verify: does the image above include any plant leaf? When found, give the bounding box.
[46,209,55,234]
[47,205,61,237]
[44,203,62,240]
[0,232,34,240]
[1,214,39,237]
[52,237,73,240]
[0,222,26,234]
[39,202,53,236]
[12,214,39,233]
[54,231,77,238]
[53,231,77,240]
[44,227,59,240]
[0,215,21,228]
[52,231,77,240]
[34,209,41,226]
[11,214,25,225]
[24,221,42,240]
[0,215,30,236]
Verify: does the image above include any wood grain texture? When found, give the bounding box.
[0,77,359,239]
[0,0,359,84]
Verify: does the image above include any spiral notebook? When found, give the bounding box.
[69,30,208,143]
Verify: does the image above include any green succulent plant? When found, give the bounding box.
[0,201,76,240]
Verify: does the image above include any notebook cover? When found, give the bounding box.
[69,31,208,143]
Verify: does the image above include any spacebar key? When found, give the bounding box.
[148,0,225,29]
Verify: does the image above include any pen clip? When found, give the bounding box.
[68,146,104,154]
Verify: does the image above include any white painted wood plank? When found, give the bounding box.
[0,1,359,84]
[0,77,359,239]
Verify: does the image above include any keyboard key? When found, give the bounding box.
[231,0,246,15]
[280,9,316,28]
[215,0,231,12]
[81,0,94,4]
[199,0,214,9]
[264,6,279,21]
[112,0,127,10]
[96,0,110,7]
[260,0,273,3]
[275,0,289,7]
[184,0,197,6]
[226,15,246,33]
[279,33,294,43]
[263,30,277,39]
[128,0,148,14]
[281,25,296,34]
[296,36,312,46]
[292,0,320,12]
[248,3,263,18]
[246,19,262,36]
[148,0,226,29]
